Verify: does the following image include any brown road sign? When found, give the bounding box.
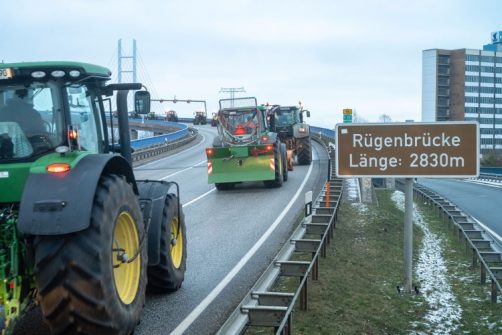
[335,122,479,177]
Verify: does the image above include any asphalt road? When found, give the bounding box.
[418,178,502,238]
[134,125,329,334]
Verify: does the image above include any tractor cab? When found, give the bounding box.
[193,110,207,125]
[217,97,267,144]
[166,110,178,122]
[0,62,149,166]
[274,106,301,127]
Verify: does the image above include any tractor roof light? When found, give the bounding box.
[69,70,81,78]
[51,70,66,78]
[299,127,307,133]
[260,135,269,143]
[31,71,46,79]
[47,163,71,174]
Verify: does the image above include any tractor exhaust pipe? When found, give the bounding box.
[116,90,132,165]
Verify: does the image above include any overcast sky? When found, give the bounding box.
[3,0,501,126]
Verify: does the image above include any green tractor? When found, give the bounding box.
[165,110,179,122]
[210,112,218,127]
[268,103,312,169]
[0,62,187,335]
[193,111,207,125]
[205,97,287,190]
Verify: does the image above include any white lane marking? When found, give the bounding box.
[160,160,206,180]
[182,188,216,207]
[171,163,314,335]
[138,133,207,169]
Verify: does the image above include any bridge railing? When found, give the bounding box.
[128,119,189,150]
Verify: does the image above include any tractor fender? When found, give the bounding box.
[18,154,137,235]
[137,180,177,266]
[293,123,310,139]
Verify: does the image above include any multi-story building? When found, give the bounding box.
[422,31,502,153]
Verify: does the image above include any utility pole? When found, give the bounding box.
[219,87,246,107]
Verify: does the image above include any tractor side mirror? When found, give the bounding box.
[135,91,151,115]
[305,110,311,118]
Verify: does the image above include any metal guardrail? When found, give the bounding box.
[480,167,502,175]
[218,136,341,335]
[310,126,335,140]
[128,119,189,150]
[475,173,502,183]
[131,128,198,163]
[411,183,502,303]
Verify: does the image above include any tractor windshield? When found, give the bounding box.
[219,109,258,136]
[0,81,105,162]
[275,107,301,127]
[0,82,64,161]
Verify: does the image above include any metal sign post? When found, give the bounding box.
[403,178,413,292]
[335,121,479,293]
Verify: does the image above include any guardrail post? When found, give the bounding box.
[481,266,486,284]
[472,248,478,268]
[275,315,292,335]
[321,239,327,258]
[312,253,319,281]
[491,280,498,304]
[300,279,308,310]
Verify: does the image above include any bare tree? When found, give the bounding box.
[378,114,392,123]
[352,110,368,123]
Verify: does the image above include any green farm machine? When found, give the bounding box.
[0,62,187,334]
[268,103,312,169]
[165,110,179,122]
[210,113,218,127]
[205,97,287,190]
[193,111,207,125]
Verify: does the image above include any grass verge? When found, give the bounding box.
[252,189,502,334]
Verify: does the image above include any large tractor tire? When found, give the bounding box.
[264,143,283,188]
[33,174,147,335]
[147,194,187,292]
[297,137,312,165]
[280,143,288,182]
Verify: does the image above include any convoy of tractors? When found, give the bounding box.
[0,61,311,334]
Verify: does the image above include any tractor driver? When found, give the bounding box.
[0,88,46,138]
[237,113,257,134]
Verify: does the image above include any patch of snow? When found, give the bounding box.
[344,178,360,202]
[351,202,368,213]
[392,191,462,335]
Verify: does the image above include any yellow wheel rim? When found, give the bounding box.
[170,217,183,269]
[113,211,141,305]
